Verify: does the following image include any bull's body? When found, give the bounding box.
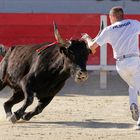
[2,43,70,97]
[0,33,90,123]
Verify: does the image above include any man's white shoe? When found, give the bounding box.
[130,103,139,121]
[135,124,140,130]
[135,117,140,130]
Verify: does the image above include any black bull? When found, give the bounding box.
[0,23,91,123]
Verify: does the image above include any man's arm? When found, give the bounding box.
[134,20,140,34]
[81,25,109,51]
[89,42,99,55]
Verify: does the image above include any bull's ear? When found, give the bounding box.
[59,47,68,55]
[53,21,71,47]
[88,48,92,54]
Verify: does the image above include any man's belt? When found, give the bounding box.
[116,54,140,61]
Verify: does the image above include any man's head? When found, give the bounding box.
[109,6,124,24]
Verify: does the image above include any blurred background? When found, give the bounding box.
[0,0,139,90]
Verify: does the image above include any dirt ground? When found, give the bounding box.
[0,71,140,140]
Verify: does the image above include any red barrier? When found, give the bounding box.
[0,13,139,65]
[0,13,101,64]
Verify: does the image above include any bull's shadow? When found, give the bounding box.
[59,71,128,96]
[19,119,133,129]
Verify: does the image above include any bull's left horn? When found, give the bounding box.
[53,21,65,44]
[53,21,71,47]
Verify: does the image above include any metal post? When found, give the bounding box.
[100,15,107,89]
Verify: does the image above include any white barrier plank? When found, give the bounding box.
[100,15,107,89]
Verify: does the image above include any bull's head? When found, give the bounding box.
[53,22,90,83]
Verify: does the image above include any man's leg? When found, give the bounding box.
[132,71,140,129]
[129,86,139,121]
[116,58,140,129]
[116,68,139,121]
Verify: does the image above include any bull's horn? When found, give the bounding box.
[53,21,71,47]
[53,21,65,44]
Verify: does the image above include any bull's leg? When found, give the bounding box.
[21,96,54,121]
[3,89,24,121]
[21,82,65,121]
[0,80,6,90]
[0,46,14,81]
[10,77,34,123]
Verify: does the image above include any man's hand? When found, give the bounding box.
[81,33,94,48]
[81,33,99,55]
[81,33,92,42]
[91,49,96,55]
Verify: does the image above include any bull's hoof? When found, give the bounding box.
[6,113,12,120]
[21,113,31,121]
[7,113,17,124]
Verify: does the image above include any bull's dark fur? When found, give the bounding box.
[0,40,90,123]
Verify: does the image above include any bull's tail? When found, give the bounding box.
[0,45,14,91]
[0,80,6,91]
[0,44,7,57]
[0,45,7,91]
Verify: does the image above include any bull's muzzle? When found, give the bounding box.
[74,70,88,83]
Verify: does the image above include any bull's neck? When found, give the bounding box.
[51,51,70,75]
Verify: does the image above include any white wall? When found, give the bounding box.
[0,0,139,14]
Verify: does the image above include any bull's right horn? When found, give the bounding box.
[53,21,71,47]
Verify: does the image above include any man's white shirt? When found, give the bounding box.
[93,19,140,59]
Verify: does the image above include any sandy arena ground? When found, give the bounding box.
[0,71,140,140]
